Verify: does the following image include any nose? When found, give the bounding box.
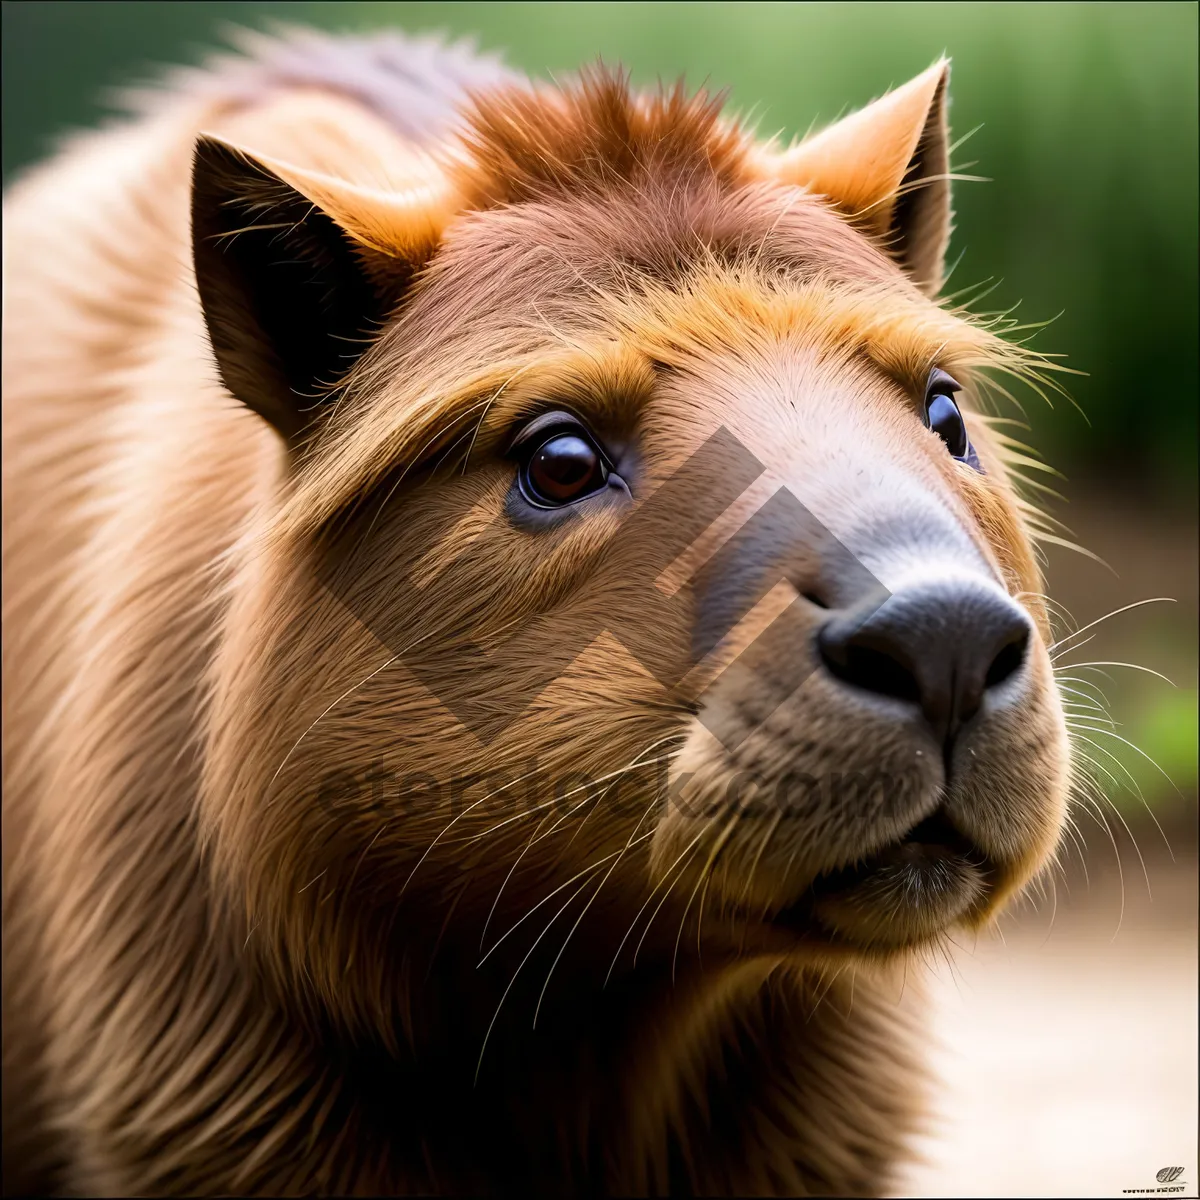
[817,581,1032,748]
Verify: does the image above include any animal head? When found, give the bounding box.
[194,61,1070,1037]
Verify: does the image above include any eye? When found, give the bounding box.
[923,369,981,470]
[513,414,612,508]
[524,434,606,505]
[926,391,968,458]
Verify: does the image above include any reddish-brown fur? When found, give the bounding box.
[2,30,1069,1196]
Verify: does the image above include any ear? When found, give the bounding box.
[191,135,458,442]
[755,60,952,296]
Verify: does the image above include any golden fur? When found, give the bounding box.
[3,31,1070,1196]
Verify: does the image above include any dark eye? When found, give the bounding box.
[923,369,982,470]
[514,415,612,508]
[926,391,968,458]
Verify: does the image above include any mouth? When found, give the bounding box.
[771,809,995,950]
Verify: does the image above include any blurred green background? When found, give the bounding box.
[3,1,1196,825]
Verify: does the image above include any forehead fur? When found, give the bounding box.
[453,66,752,207]
[273,70,1053,543]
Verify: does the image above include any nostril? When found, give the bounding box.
[843,645,922,703]
[984,627,1029,689]
[818,586,1033,751]
[818,629,922,704]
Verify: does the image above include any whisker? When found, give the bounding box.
[532,809,659,1029]
[1057,685,1113,720]
[479,811,553,954]
[546,737,682,848]
[1054,673,1113,710]
[466,749,678,845]
[1071,781,1127,939]
[474,870,597,1084]
[1057,660,1176,687]
[1059,810,1090,890]
[479,848,623,966]
[399,789,500,898]
[724,817,779,967]
[606,824,708,987]
[1066,727,1177,860]
[417,753,604,901]
[265,651,402,803]
[1048,597,1175,657]
[1033,533,1115,570]
[632,834,708,970]
[1038,867,1059,948]
[1066,720,1182,796]
[674,809,744,984]
[1051,633,1095,661]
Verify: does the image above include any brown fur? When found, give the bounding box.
[2,31,1069,1196]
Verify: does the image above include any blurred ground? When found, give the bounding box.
[899,836,1197,1199]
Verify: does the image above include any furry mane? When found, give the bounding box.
[453,66,752,206]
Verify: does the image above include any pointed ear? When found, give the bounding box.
[755,60,952,296]
[191,135,458,442]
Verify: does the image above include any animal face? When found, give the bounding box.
[193,63,1069,1031]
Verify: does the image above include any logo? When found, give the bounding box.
[1123,1166,1189,1194]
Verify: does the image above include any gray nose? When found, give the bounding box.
[817,581,1032,747]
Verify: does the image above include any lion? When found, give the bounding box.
[2,28,1070,1196]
